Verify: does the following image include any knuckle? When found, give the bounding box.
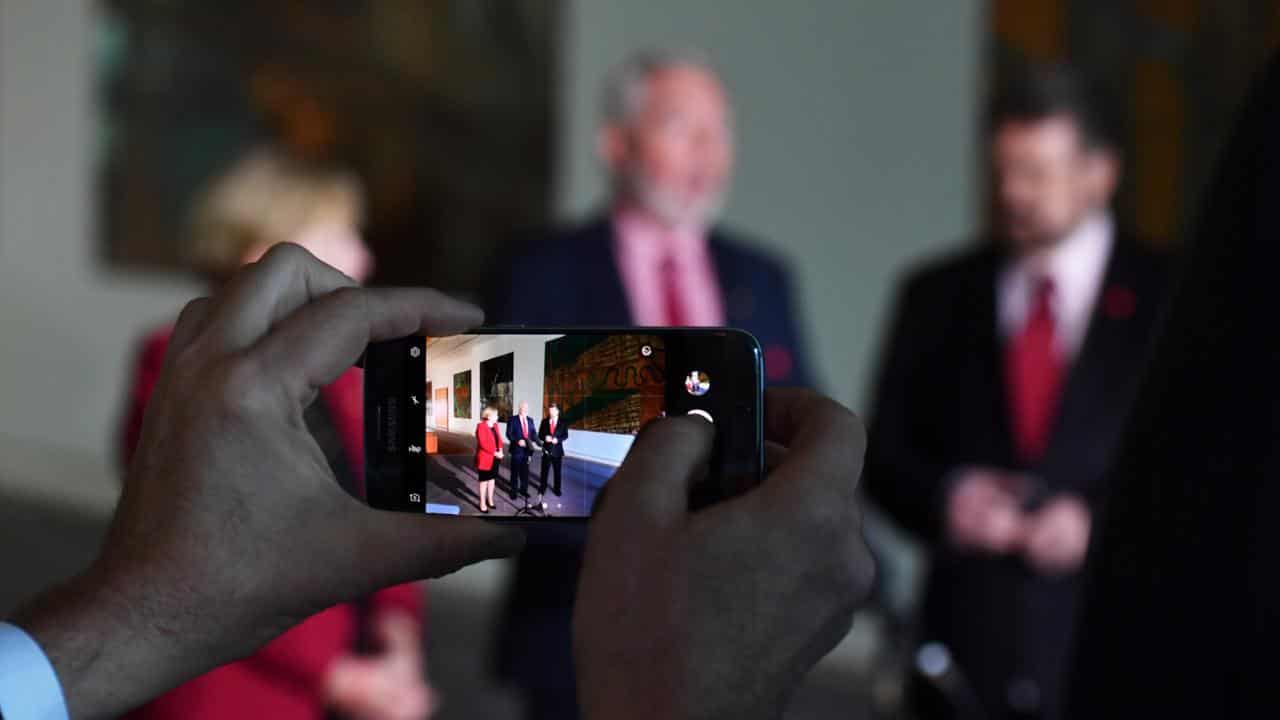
[259,241,311,268]
[837,433,868,493]
[846,412,868,456]
[798,531,874,622]
[811,539,875,615]
[176,296,211,325]
[638,414,709,449]
[810,479,862,540]
[804,502,875,605]
[800,395,866,468]
[170,298,213,348]
[327,285,367,312]
[166,342,206,381]
[828,406,867,460]
[841,536,877,606]
[210,354,275,419]
[809,497,847,542]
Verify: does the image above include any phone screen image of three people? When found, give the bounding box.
[420,334,667,517]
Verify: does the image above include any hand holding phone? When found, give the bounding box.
[22,246,523,719]
[574,389,873,720]
[365,329,764,519]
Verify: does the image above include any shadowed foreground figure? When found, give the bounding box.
[864,66,1173,720]
[1067,55,1280,718]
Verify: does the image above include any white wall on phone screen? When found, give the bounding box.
[423,333,635,466]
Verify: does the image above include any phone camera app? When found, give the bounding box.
[685,370,711,397]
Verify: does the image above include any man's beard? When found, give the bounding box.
[625,172,726,229]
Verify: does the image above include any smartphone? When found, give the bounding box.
[363,328,764,520]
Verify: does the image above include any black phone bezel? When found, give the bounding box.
[364,326,764,521]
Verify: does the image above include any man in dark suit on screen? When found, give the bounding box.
[536,403,568,498]
[490,48,813,720]
[864,67,1174,720]
[506,401,538,500]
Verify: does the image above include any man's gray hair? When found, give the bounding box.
[601,48,720,124]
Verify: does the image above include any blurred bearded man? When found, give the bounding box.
[490,48,811,385]
[488,49,813,720]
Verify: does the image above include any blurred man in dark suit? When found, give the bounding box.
[537,403,568,498]
[864,67,1173,720]
[489,48,813,720]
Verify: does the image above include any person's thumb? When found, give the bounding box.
[594,414,714,539]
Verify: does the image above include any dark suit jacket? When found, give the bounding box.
[1068,55,1280,720]
[538,417,568,458]
[864,236,1172,719]
[489,216,815,703]
[505,415,537,461]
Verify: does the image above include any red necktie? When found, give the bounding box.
[521,417,529,439]
[550,419,556,434]
[1005,277,1064,462]
[660,258,687,326]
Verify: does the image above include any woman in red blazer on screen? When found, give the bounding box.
[118,149,435,720]
[474,406,504,512]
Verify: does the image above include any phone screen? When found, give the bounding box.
[364,328,763,519]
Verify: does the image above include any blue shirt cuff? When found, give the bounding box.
[0,622,69,720]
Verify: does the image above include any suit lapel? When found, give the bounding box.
[589,217,636,325]
[709,233,736,324]
[1038,239,1158,486]
[708,232,756,328]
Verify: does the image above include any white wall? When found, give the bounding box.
[425,334,557,437]
[562,430,632,468]
[424,333,635,466]
[0,2,200,477]
[558,0,982,411]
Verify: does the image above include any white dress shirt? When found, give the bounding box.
[0,622,68,720]
[997,211,1115,360]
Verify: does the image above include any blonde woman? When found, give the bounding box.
[475,406,505,512]
[119,149,434,720]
